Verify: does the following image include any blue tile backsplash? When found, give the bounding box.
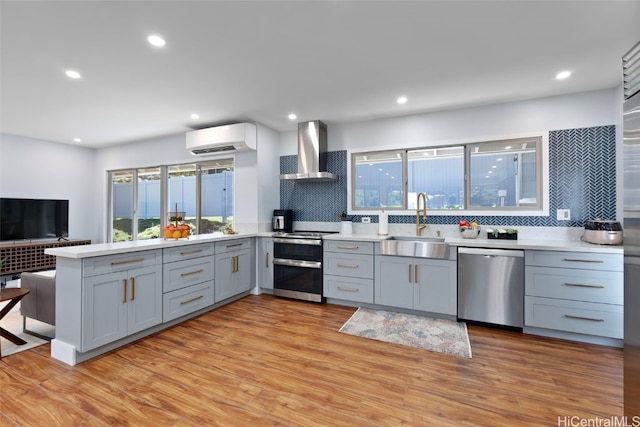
[280,125,616,227]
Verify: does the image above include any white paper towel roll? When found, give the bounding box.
[378,211,388,236]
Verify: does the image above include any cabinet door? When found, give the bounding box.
[82,271,128,351]
[258,238,274,289]
[215,249,251,302]
[127,265,163,334]
[414,258,457,315]
[374,256,413,309]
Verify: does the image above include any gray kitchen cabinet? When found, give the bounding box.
[162,243,215,322]
[258,237,274,289]
[525,250,623,341]
[82,251,163,352]
[215,238,253,302]
[323,240,374,303]
[375,255,456,315]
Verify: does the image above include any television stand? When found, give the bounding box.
[0,239,91,276]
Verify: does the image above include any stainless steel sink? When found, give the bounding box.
[380,237,450,259]
[387,236,445,243]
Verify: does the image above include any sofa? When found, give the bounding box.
[20,270,56,339]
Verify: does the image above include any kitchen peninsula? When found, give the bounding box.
[45,233,256,366]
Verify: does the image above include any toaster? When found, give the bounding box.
[583,219,623,245]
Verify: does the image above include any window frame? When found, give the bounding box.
[108,158,235,243]
[348,134,548,217]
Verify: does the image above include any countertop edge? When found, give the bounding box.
[45,233,256,259]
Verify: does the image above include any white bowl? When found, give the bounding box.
[459,225,480,239]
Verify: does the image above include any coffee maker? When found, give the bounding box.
[272,209,293,233]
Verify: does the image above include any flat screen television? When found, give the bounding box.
[0,198,69,241]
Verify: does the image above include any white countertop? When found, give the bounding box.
[45,232,256,259]
[46,230,623,259]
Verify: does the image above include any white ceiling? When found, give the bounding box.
[1,1,640,148]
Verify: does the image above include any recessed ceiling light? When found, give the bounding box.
[288,113,297,120]
[190,113,200,119]
[65,70,81,79]
[556,70,571,80]
[147,35,166,47]
[397,96,408,104]
[73,138,82,143]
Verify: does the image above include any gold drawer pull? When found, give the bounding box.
[181,269,204,277]
[337,286,359,292]
[180,295,204,305]
[562,258,604,263]
[337,245,359,250]
[563,314,605,322]
[226,243,242,248]
[564,283,605,289]
[337,263,359,269]
[180,249,203,256]
[111,258,145,266]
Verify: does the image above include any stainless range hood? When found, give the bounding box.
[280,120,337,181]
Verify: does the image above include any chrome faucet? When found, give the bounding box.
[416,192,427,236]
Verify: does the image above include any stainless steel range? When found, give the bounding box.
[272,231,334,303]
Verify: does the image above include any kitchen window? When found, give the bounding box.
[108,159,234,242]
[351,136,542,213]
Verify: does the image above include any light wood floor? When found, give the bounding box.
[0,294,623,426]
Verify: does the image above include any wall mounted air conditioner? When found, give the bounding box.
[186,123,257,155]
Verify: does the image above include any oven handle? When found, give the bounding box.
[273,258,322,269]
[273,238,322,246]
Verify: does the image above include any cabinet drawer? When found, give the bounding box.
[163,280,214,322]
[324,276,374,303]
[215,238,251,254]
[163,257,214,293]
[83,250,161,277]
[525,250,622,271]
[525,296,623,339]
[163,243,214,263]
[324,240,374,255]
[526,266,623,304]
[323,253,373,279]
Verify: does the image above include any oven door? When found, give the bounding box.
[273,259,324,303]
[273,238,322,262]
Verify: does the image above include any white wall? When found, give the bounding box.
[279,88,619,153]
[0,133,98,242]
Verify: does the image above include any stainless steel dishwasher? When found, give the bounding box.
[457,247,524,328]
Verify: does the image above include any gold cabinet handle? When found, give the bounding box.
[563,314,605,322]
[337,245,359,250]
[180,249,203,256]
[562,258,604,264]
[131,277,136,301]
[226,243,242,248]
[564,282,605,289]
[337,286,359,292]
[180,269,204,277]
[122,279,127,304]
[414,264,418,283]
[231,255,239,273]
[180,295,204,305]
[266,252,270,268]
[111,258,145,266]
[337,263,359,269]
[408,264,412,283]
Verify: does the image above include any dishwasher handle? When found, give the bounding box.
[458,247,524,258]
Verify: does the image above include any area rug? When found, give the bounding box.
[0,305,52,358]
[339,307,472,358]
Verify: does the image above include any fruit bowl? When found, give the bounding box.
[163,224,190,239]
[459,225,481,239]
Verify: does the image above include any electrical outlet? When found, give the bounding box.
[361,217,371,224]
[557,209,571,221]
